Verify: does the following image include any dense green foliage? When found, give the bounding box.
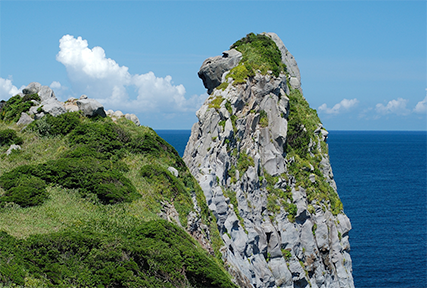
[0,129,23,146]
[0,112,232,286]
[227,32,287,83]
[0,94,40,123]
[0,157,140,207]
[0,220,236,288]
[286,89,321,159]
[28,112,81,137]
[284,88,343,215]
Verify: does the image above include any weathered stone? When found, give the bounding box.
[167,167,179,177]
[113,110,124,118]
[125,113,140,126]
[41,98,66,117]
[264,32,301,90]
[16,112,33,125]
[22,82,41,95]
[38,86,56,102]
[77,99,106,117]
[198,49,242,94]
[183,33,354,288]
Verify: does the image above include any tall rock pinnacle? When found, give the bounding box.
[184,33,354,288]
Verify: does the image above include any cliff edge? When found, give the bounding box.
[184,33,354,288]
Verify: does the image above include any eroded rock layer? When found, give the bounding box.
[184,33,354,288]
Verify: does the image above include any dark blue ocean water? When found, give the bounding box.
[156,130,427,288]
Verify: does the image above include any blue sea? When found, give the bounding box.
[156,130,427,288]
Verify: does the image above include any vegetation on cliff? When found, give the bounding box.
[227,32,287,84]
[0,103,236,287]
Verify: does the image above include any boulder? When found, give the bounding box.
[167,167,179,177]
[76,99,106,117]
[41,98,66,117]
[22,82,41,95]
[38,86,56,102]
[16,113,34,125]
[113,110,124,118]
[198,49,242,94]
[125,113,141,126]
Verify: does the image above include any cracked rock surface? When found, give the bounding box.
[184,33,354,288]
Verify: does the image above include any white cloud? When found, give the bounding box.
[0,77,21,98]
[50,81,62,89]
[414,95,427,114]
[318,98,359,114]
[56,35,204,113]
[375,98,410,115]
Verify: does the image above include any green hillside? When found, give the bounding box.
[0,101,235,287]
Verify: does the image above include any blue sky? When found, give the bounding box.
[0,1,425,130]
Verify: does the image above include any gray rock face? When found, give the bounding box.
[76,99,106,117]
[263,33,301,90]
[41,98,66,117]
[198,49,242,94]
[22,82,42,95]
[184,33,354,288]
[16,113,34,125]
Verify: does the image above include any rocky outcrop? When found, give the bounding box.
[184,33,354,288]
[198,49,242,94]
[8,82,140,126]
[76,98,107,118]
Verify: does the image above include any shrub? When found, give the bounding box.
[0,128,23,146]
[29,112,81,136]
[237,151,254,176]
[0,157,140,206]
[0,220,237,288]
[284,203,297,222]
[259,110,268,128]
[140,163,193,224]
[229,33,286,80]
[0,94,39,122]
[0,174,47,207]
[69,121,129,159]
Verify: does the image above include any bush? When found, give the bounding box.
[237,151,254,176]
[69,120,129,159]
[0,128,23,146]
[0,174,47,207]
[0,157,140,206]
[29,112,81,136]
[0,94,39,122]
[259,110,268,128]
[0,220,237,288]
[229,33,286,80]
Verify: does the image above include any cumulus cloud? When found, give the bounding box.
[0,77,21,98]
[318,98,359,114]
[414,95,427,114]
[375,98,410,115]
[56,35,204,113]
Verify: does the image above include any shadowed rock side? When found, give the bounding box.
[184,33,354,288]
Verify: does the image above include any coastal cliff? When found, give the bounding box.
[184,33,354,288]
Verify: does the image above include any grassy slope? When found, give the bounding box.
[0,111,235,287]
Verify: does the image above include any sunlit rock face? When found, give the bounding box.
[184,33,354,288]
